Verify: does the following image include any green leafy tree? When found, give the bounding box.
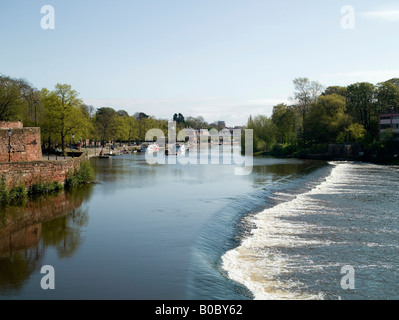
[134,112,150,141]
[0,74,44,125]
[94,107,118,142]
[0,75,25,121]
[346,82,377,131]
[271,103,299,144]
[337,123,367,143]
[322,86,347,98]
[114,114,139,142]
[247,115,277,152]
[385,78,399,88]
[41,84,89,153]
[305,94,351,143]
[376,80,399,112]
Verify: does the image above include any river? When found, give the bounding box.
[0,152,398,300]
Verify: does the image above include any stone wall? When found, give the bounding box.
[0,153,85,188]
[0,127,42,163]
[0,121,23,129]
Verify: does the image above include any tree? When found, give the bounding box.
[117,110,129,117]
[337,123,366,143]
[305,94,351,143]
[17,78,43,127]
[80,104,96,119]
[271,103,299,144]
[247,115,277,152]
[376,80,399,112]
[0,74,45,125]
[42,84,89,153]
[385,78,399,88]
[173,113,185,125]
[78,105,95,145]
[94,107,118,142]
[292,78,324,145]
[134,112,150,141]
[322,86,347,98]
[114,114,140,143]
[127,116,140,143]
[346,82,376,132]
[380,128,397,152]
[185,116,208,130]
[0,75,26,121]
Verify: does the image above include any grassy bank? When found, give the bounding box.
[0,160,96,206]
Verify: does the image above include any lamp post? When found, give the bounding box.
[34,100,37,127]
[72,133,75,158]
[8,129,12,162]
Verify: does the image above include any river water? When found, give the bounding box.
[0,152,398,300]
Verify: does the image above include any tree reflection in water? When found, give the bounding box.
[0,185,92,294]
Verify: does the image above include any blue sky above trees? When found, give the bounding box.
[1,0,399,126]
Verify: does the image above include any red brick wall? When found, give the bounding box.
[0,153,85,188]
[0,127,42,163]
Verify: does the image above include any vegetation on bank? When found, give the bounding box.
[0,160,95,206]
[1,73,398,161]
[0,74,229,155]
[65,160,96,188]
[244,77,399,158]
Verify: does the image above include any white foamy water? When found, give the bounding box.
[221,162,359,300]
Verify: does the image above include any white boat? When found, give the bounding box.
[147,143,159,152]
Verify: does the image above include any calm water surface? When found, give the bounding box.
[0,152,398,300]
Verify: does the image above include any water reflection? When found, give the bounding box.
[0,186,92,295]
[251,157,325,187]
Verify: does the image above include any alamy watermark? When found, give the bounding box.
[40,265,55,290]
[340,265,355,290]
[39,5,356,31]
[144,122,253,175]
[41,5,55,30]
[341,5,355,30]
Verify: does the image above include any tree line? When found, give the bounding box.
[0,74,227,154]
[247,77,399,155]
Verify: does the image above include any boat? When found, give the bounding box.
[147,143,159,152]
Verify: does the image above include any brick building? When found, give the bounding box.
[380,111,399,140]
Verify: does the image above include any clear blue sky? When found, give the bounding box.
[1,0,399,126]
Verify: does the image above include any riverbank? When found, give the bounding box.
[79,145,141,159]
[0,156,95,205]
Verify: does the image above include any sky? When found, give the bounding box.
[1,0,399,126]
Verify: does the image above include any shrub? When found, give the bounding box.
[65,160,95,188]
[0,175,9,204]
[76,160,96,184]
[28,181,63,196]
[8,186,27,202]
